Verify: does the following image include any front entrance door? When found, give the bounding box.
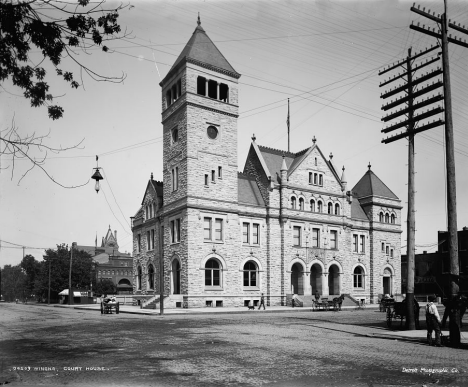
[291,263,304,295]
[172,260,181,294]
[383,277,390,295]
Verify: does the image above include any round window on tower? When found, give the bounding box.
[207,125,219,140]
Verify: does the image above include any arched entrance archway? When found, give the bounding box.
[328,264,340,295]
[291,263,304,295]
[171,259,181,294]
[383,268,392,295]
[310,263,322,295]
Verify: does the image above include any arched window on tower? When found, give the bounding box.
[197,76,206,96]
[391,214,396,224]
[385,213,389,223]
[379,212,384,222]
[219,83,229,102]
[317,200,323,213]
[205,259,221,287]
[328,202,333,214]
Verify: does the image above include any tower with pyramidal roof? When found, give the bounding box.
[131,17,402,309]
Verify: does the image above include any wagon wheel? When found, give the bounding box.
[386,307,393,328]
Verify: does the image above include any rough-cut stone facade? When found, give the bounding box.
[131,22,402,308]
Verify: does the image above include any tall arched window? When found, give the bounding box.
[148,265,154,290]
[299,198,304,211]
[137,266,142,290]
[310,199,315,212]
[390,214,395,224]
[335,203,340,215]
[317,200,323,213]
[379,212,384,222]
[205,259,221,287]
[243,261,258,287]
[291,197,297,209]
[353,266,364,288]
[385,213,389,223]
[328,202,333,214]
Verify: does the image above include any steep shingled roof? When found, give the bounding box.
[238,173,265,206]
[352,169,399,200]
[166,21,239,80]
[257,145,296,183]
[351,199,369,221]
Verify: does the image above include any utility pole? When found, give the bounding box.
[409,0,467,347]
[68,244,73,305]
[287,98,290,153]
[379,45,444,329]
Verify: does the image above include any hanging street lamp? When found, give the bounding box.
[91,155,104,193]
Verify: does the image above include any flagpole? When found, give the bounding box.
[287,98,290,152]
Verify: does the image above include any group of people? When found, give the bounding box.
[102,294,117,304]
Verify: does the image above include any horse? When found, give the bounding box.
[332,294,345,311]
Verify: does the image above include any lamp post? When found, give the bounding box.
[91,155,104,194]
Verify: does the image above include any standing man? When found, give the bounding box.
[258,293,266,310]
[426,295,442,347]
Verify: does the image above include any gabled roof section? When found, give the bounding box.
[352,168,399,200]
[257,145,296,183]
[140,178,163,206]
[163,19,240,83]
[238,173,265,207]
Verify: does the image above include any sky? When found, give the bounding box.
[1,0,468,268]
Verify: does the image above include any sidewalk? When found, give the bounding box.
[55,303,377,315]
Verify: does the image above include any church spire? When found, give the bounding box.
[197,12,201,26]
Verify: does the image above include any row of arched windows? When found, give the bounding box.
[290,196,341,215]
[379,211,396,224]
[136,265,155,291]
[98,270,131,276]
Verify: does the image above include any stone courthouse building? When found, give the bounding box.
[131,18,402,308]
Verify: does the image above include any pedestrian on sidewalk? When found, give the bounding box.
[426,295,442,347]
[258,293,266,310]
[291,294,296,308]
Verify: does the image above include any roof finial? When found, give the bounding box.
[312,136,316,144]
[368,162,371,170]
[252,133,256,142]
[151,172,153,180]
[197,12,201,26]
[329,152,333,160]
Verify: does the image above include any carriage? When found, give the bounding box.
[386,300,420,329]
[100,301,120,314]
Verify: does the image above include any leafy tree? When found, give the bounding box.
[95,278,116,296]
[0,0,128,186]
[1,264,26,302]
[0,0,127,119]
[20,254,41,298]
[35,244,97,301]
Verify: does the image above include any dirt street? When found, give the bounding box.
[0,303,467,386]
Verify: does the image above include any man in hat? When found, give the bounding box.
[258,293,266,310]
[426,295,442,346]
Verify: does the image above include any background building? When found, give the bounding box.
[401,227,468,298]
[74,226,133,294]
[131,19,402,308]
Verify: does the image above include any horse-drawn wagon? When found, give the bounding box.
[386,299,420,329]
